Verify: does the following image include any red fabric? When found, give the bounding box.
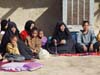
[58,52,100,56]
[20,30,29,41]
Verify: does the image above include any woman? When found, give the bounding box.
[0,19,8,33]
[0,19,8,54]
[20,20,36,41]
[1,21,34,60]
[0,19,8,43]
[49,22,76,54]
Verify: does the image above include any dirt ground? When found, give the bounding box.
[0,56,100,75]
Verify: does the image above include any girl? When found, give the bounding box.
[38,30,47,49]
[6,35,25,62]
[26,27,41,54]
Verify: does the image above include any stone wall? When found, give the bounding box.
[0,0,62,36]
[0,0,99,35]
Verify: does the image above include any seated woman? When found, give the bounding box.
[77,21,96,53]
[1,21,34,60]
[38,30,47,49]
[20,20,36,41]
[48,22,76,54]
[0,19,8,55]
[5,35,25,62]
[0,19,8,43]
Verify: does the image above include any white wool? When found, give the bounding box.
[39,48,50,59]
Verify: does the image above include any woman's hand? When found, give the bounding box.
[60,40,66,44]
[53,39,57,46]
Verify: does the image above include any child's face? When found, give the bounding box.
[39,31,44,38]
[11,37,18,44]
[32,30,38,37]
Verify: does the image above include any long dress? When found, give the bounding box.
[48,22,76,54]
[49,31,75,54]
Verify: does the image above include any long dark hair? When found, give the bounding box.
[25,20,35,35]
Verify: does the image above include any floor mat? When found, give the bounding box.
[58,52,100,56]
[0,61,43,72]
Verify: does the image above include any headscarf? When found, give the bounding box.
[1,21,19,48]
[1,19,8,31]
[53,22,72,41]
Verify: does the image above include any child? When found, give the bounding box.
[26,27,41,53]
[26,28,50,59]
[38,30,47,49]
[6,35,25,62]
[26,27,41,58]
[94,31,100,52]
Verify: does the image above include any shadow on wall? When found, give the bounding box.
[0,0,52,19]
[0,0,62,36]
[35,0,62,36]
[95,0,100,2]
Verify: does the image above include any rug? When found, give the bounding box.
[0,61,43,72]
[58,52,100,56]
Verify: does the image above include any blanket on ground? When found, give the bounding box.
[0,61,43,72]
